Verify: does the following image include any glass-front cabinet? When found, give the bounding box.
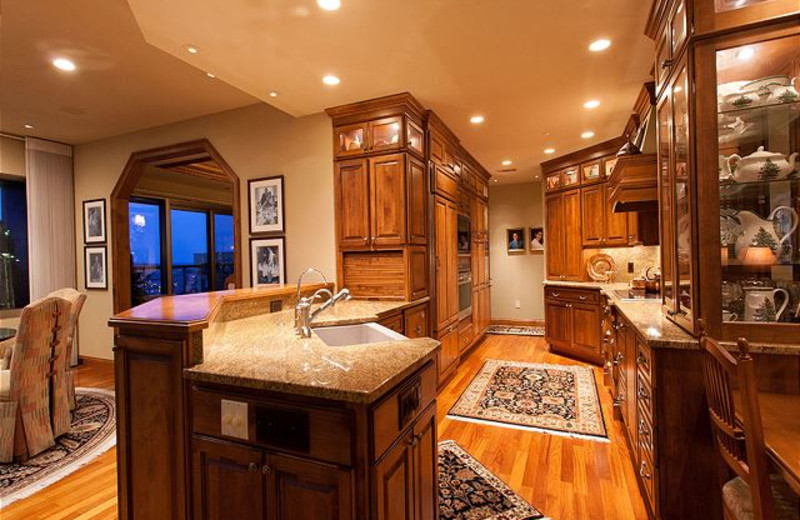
[651,0,799,341]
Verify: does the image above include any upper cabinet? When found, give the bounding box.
[649,0,800,342]
[334,116,410,158]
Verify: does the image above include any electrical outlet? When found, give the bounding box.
[221,399,248,440]
[514,299,521,309]
[628,261,635,274]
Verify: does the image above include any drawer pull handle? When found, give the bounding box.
[640,461,651,479]
[248,462,259,473]
[579,295,588,301]
[638,387,650,400]
[639,420,649,437]
[262,465,271,475]
[552,292,561,297]
[637,354,648,366]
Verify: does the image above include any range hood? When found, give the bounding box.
[608,86,659,213]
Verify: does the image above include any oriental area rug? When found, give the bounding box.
[448,360,608,441]
[438,440,545,520]
[486,325,545,337]
[0,388,117,507]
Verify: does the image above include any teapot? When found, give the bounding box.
[733,206,798,260]
[727,146,798,182]
[743,287,789,322]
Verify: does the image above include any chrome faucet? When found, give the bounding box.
[294,268,351,338]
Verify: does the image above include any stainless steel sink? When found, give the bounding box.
[313,323,407,347]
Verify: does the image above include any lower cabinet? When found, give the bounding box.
[437,324,459,384]
[192,437,352,520]
[544,286,602,365]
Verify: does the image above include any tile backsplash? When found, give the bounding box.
[585,246,660,283]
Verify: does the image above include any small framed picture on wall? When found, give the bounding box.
[507,228,526,253]
[83,199,107,243]
[248,176,285,235]
[85,246,108,290]
[250,237,286,287]
[530,227,544,252]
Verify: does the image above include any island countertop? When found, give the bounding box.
[185,299,439,404]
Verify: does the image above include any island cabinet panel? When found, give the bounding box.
[370,153,406,247]
[267,453,353,520]
[544,287,603,365]
[436,324,459,384]
[404,303,429,338]
[335,159,370,248]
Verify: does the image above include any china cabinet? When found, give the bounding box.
[649,0,800,341]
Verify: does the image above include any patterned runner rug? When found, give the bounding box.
[439,440,544,520]
[486,325,545,337]
[448,360,608,441]
[0,387,117,508]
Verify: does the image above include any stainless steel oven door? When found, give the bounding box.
[458,275,472,320]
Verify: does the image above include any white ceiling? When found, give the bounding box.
[0,0,257,144]
[127,0,655,184]
[1,0,654,184]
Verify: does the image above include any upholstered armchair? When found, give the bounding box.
[47,288,87,413]
[0,296,71,462]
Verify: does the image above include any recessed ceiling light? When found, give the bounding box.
[24,124,34,130]
[501,160,512,166]
[52,58,76,71]
[589,39,612,52]
[205,72,215,78]
[185,45,199,54]
[544,148,556,155]
[736,47,755,61]
[317,0,341,10]
[581,131,595,139]
[584,99,600,109]
[493,179,498,183]
[269,91,279,98]
[470,115,485,124]
[322,74,340,86]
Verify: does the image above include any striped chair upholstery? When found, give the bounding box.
[0,296,71,462]
[47,288,87,413]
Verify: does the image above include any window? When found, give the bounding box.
[0,178,29,309]
[129,198,235,305]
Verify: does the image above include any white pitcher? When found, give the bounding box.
[743,287,789,322]
[734,206,798,260]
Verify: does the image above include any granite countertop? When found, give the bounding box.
[544,280,800,355]
[185,299,439,404]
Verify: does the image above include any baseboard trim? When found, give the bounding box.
[78,355,114,366]
[491,319,545,327]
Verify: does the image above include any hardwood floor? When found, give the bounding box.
[2,336,647,520]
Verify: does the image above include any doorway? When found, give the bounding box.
[111,140,241,312]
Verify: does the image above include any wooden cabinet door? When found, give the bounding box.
[192,437,266,520]
[413,404,438,520]
[571,303,602,360]
[605,186,631,246]
[404,304,428,338]
[545,194,565,279]
[374,431,414,520]
[379,313,404,334]
[434,196,450,330]
[334,123,368,158]
[563,190,583,281]
[544,300,571,349]
[267,453,353,520]
[446,201,459,322]
[368,116,404,154]
[581,185,605,247]
[369,154,406,247]
[336,159,370,249]
[437,325,459,381]
[406,157,428,245]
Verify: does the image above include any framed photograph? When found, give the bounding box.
[250,237,286,287]
[530,227,544,252]
[85,246,108,290]
[507,228,526,254]
[83,199,107,243]
[248,176,285,235]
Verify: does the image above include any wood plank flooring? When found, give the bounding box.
[2,336,648,520]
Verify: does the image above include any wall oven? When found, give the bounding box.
[457,213,472,320]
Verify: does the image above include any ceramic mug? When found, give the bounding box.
[743,287,789,322]
[722,310,739,322]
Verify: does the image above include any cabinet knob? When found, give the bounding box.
[638,387,649,400]
[639,461,651,479]
[262,465,271,475]
[364,237,369,243]
[415,325,422,334]
[248,462,259,473]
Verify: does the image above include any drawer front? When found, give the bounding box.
[404,304,428,338]
[190,387,353,467]
[636,370,654,427]
[371,361,437,461]
[638,450,658,516]
[636,337,654,385]
[637,403,656,466]
[544,286,600,304]
[379,312,404,334]
[458,319,474,354]
[434,166,459,201]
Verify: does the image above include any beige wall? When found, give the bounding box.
[73,103,335,359]
[488,182,545,322]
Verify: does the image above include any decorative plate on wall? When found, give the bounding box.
[587,253,615,282]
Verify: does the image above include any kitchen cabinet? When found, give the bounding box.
[436,323,459,384]
[404,303,429,338]
[544,286,603,364]
[434,196,459,331]
[545,190,583,281]
[649,0,800,342]
[333,116,407,159]
[335,159,370,249]
[582,183,637,247]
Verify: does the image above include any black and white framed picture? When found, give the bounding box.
[248,176,285,235]
[85,246,108,290]
[250,237,286,287]
[83,199,107,243]
[530,227,544,252]
[507,228,526,253]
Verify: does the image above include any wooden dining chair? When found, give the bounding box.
[0,296,71,462]
[701,334,799,520]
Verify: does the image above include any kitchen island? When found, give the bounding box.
[109,283,439,520]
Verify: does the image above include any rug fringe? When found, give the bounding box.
[0,388,117,508]
[446,414,610,443]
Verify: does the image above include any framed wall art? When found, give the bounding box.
[248,176,285,235]
[85,246,108,290]
[250,237,286,287]
[83,199,107,243]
